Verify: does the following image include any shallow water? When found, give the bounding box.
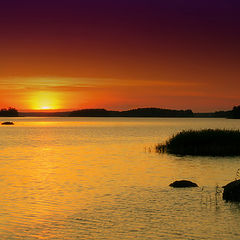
[0,117,240,239]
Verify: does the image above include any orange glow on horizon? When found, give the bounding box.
[0,75,239,112]
[30,91,62,110]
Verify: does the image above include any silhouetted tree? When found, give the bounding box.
[0,107,19,117]
[231,105,240,119]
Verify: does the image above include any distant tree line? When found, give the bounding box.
[69,108,194,117]
[2,105,238,118]
[0,107,19,117]
[212,105,240,119]
[231,105,240,119]
[68,106,240,118]
[194,105,240,119]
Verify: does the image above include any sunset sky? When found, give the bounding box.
[0,0,239,112]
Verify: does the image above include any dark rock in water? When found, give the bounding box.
[1,121,14,125]
[223,180,240,202]
[169,180,198,188]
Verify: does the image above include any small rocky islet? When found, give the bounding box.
[1,121,14,125]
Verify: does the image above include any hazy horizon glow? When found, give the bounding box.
[0,0,239,112]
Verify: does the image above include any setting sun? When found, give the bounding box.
[41,106,51,110]
[30,91,62,110]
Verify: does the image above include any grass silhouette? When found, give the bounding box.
[156,129,240,156]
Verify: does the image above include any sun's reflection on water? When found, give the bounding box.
[0,117,240,239]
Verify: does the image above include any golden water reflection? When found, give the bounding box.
[0,118,240,239]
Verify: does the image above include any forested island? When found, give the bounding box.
[69,106,240,118]
[68,108,194,117]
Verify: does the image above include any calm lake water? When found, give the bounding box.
[0,117,240,240]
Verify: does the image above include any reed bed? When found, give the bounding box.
[156,129,240,156]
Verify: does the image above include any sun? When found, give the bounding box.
[30,91,62,110]
[41,106,51,110]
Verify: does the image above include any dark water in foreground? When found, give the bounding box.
[0,117,240,239]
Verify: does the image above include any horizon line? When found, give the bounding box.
[16,106,234,114]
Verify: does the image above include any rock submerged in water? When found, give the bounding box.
[223,180,240,202]
[169,180,198,188]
